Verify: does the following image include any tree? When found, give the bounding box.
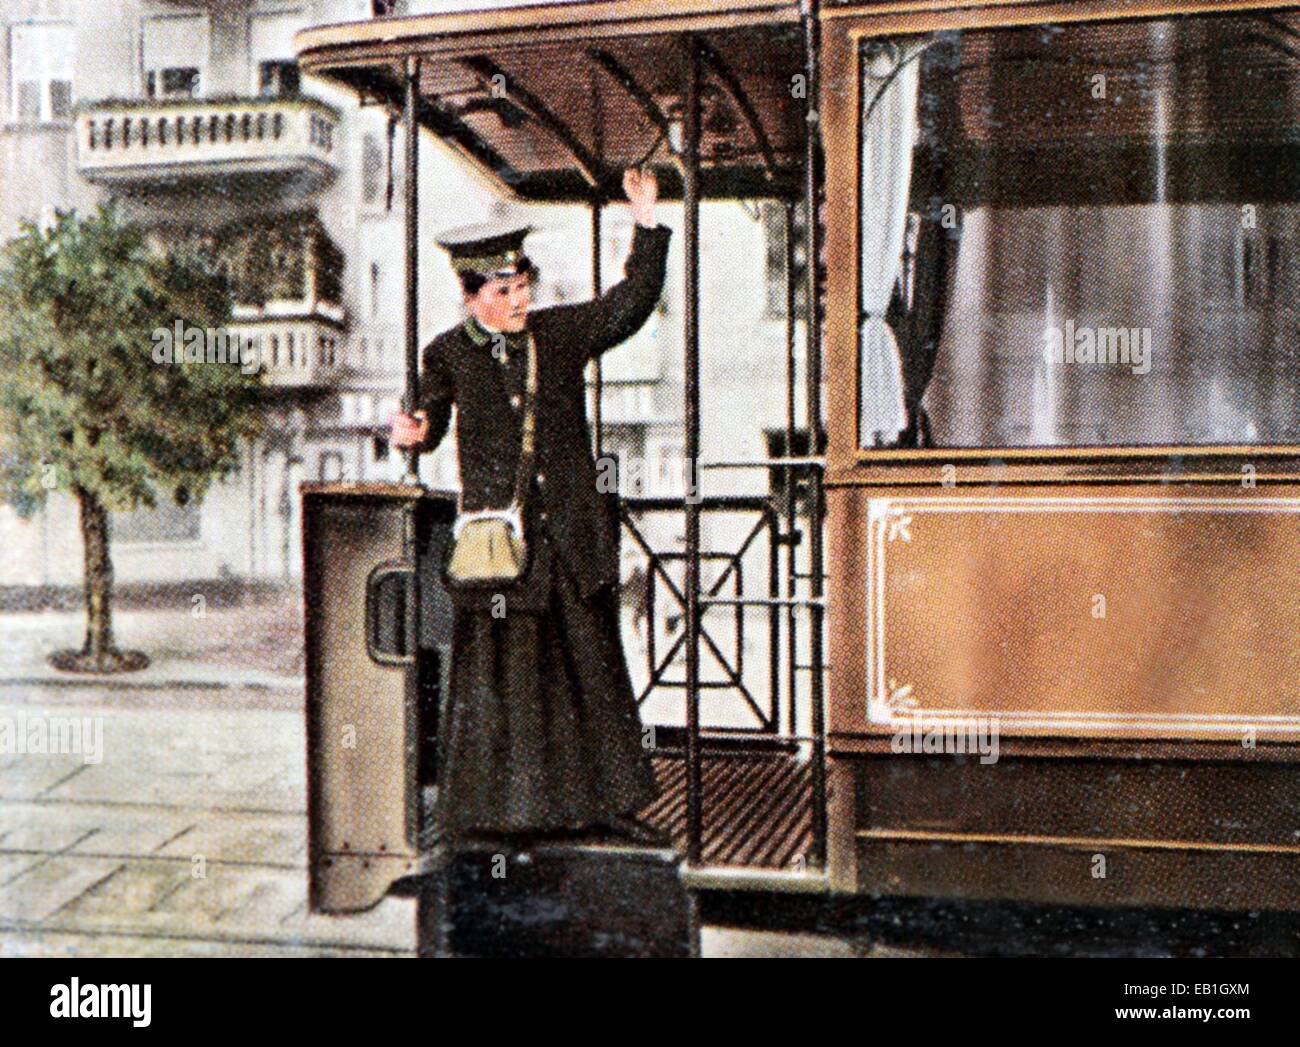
[0,205,263,673]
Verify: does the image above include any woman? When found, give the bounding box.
[390,168,671,844]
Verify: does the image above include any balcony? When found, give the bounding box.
[203,210,347,390]
[230,306,345,390]
[76,96,339,191]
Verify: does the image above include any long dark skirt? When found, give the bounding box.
[433,556,660,838]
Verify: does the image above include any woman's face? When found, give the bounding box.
[466,272,532,333]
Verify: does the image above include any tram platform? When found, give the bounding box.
[642,751,817,871]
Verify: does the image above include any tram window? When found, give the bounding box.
[858,14,1300,450]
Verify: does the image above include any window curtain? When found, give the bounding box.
[858,41,922,448]
[859,38,965,449]
[142,14,210,79]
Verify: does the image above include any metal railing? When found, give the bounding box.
[76,95,340,186]
[621,495,784,732]
[619,472,828,872]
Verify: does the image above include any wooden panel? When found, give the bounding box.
[859,756,1300,848]
[296,2,806,202]
[856,836,1300,911]
[820,23,861,477]
[838,485,1300,740]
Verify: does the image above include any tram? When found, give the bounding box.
[297,0,1300,920]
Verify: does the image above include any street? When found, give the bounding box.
[0,600,851,957]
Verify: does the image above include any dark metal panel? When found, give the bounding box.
[304,491,420,914]
[299,18,808,201]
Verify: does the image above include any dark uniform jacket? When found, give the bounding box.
[417,223,672,612]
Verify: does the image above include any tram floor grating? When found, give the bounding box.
[640,753,816,870]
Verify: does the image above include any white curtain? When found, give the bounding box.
[858,42,922,447]
[10,22,73,82]
[249,11,304,62]
[9,21,73,122]
[142,15,210,73]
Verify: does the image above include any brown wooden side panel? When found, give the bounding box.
[856,838,1300,911]
[304,491,420,913]
[848,753,1300,910]
[859,756,1300,849]
[827,486,869,737]
[829,484,1300,740]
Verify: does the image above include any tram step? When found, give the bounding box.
[415,841,699,958]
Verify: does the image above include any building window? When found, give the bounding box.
[319,452,344,482]
[369,262,382,318]
[362,132,384,206]
[258,61,300,99]
[146,68,200,100]
[762,202,807,319]
[142,15,209,99]
[372,436,389,462]
[249,10,303,96]
[764,428,821,516]
[9,21,74,124]
[865,17,1300,450]
[113,501,201,544]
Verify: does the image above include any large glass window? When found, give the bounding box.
[249,11,304,96]
[113,501,201,545]
[858,14,1300,449]
[9,21,73,124]
[142,15,209,99]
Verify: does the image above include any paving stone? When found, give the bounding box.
[48,768,228,809]
[0,801,192,859]
[0,822,97,854]
[0,755,88,801]
[0,929,402,958]
[0,854,43,886]
[701,927,857,958]
[0,857,124,922]
[155,820,304,866]
[54,859,415,951]
[69,811,198,857]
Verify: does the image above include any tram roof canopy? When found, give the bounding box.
[295,0,808,202]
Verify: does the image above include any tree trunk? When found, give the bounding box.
[77,486,117,665]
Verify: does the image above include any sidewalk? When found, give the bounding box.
[0,603,304,692]
[0,600,857,957]
[0,691,862,957]
[0,696,412,956]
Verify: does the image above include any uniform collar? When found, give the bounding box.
[464,315,529,350]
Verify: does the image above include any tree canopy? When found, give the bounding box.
[0,204,263,520]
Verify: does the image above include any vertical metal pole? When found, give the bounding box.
[802,0,828,870]
[589,67,607,463]
[682,34,704,866]
[783,199,799,740]
[402,55,422,487]
[400,55,423,829]
[591,202,604,460]
[767,507,780,733]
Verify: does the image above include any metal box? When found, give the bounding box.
[301,483,456,913]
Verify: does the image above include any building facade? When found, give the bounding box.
[0,0,805,590]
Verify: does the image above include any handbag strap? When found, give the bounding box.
[509,333,539,508]
[453,332,538,518]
